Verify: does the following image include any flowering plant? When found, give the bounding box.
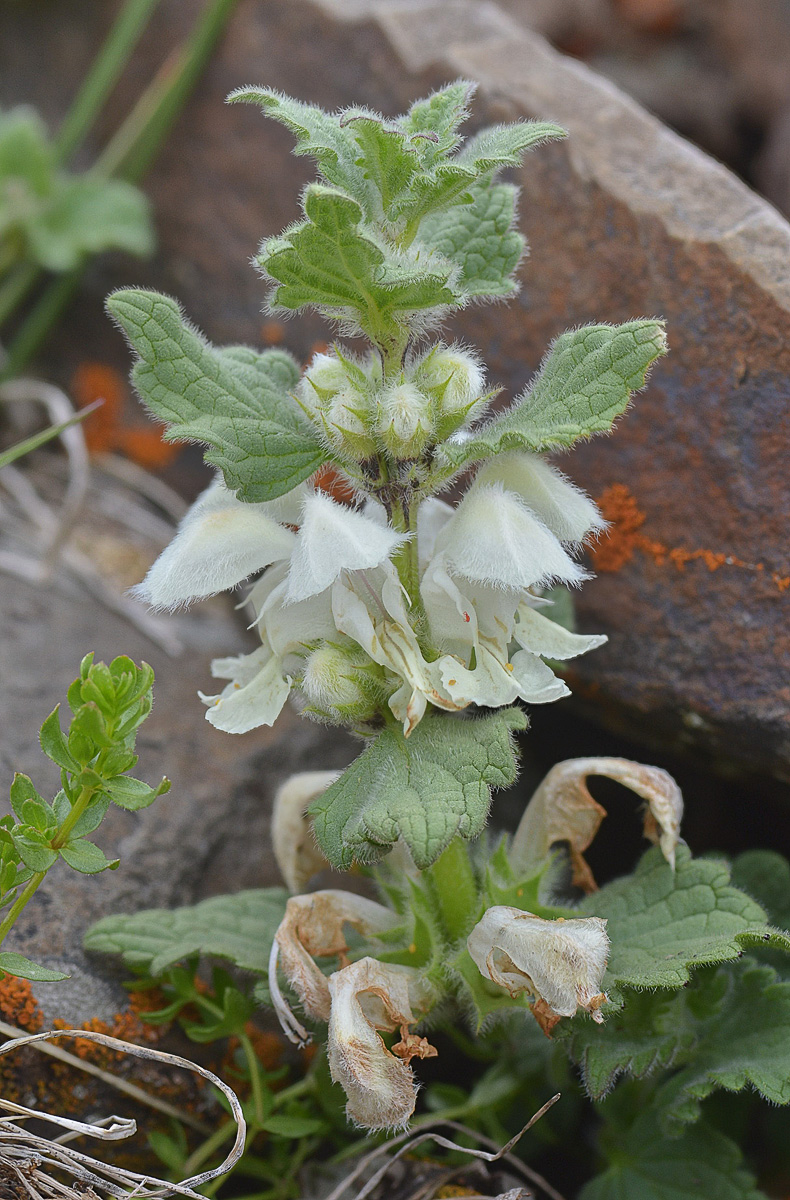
[89,82,790,1198]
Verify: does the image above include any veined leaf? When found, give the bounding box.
[440,321,668,472]
[310,707,526,871]
[84,888,289,977]
[400,80,475,161]
[107,289,325,502]
[418,181,524,298]
[0,952,67,982]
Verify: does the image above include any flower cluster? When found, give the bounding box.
[136,347,606,739]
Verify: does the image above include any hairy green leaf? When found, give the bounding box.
[11,827,56,873]
[259,185,458,342]
[39,706,79,772]
[105,775,170,811]
[84,888,289,977]
[440,321,668,471]
[310,708,526,871]
[579,846,790,992]
[60,839,119,874]
[107,289,325,501]
[341,114,417,214]
[0,952,67,982]
[581,1115,764,1200]
[418,181,524,297]
[400,80,474,161]
[454,120,567,172]
[731,850,790,930]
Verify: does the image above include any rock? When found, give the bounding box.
[1,0,790,784]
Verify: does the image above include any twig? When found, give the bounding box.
[0,1018,210,1135]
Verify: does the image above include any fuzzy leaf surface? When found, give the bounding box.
[310,708,526,871]
[441,321,667,471]
[418,181,524,297]
[259,185,458,339]
[84,888,289,977]
[581,1116,764,1200]
[578,846,790,992]
[107,290,324,501]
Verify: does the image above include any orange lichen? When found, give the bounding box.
[261,321,285,345]
[0,974,43,1032]
[72,363,179,469]
[592,484,787,592]
[313,463,356,505]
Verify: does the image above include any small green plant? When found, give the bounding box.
[89,80,790,1197]
[0,652,168,981]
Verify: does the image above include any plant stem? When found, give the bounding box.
[96,0,238,184]
[0,270,82,382]
[239,1031,266,1127]
[0,264,39,331]
[0,784,95,951]
[181,1119,234,1177]
[54,0,163,165]
[427,837,479,943]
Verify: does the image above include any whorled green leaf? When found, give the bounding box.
[84,888,289,977]
[578,846,790,992]
[309,708,526,871]
[105,774,170,811]
[107,289,325,502]
[581,1115,764,1200]
[259,184,459,341]
[440,320,668,472]
[60,839,119,874]
[11,827,57,873]
[418,181,524,298]
[0,952,68,983]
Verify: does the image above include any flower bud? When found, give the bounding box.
[323,389,377,461]
[376,381,434,459]
[301,640,384,724]
[296,352,350,414]
[467,906,609,1032]
[327,957,437,1130]
[413,345,486,439]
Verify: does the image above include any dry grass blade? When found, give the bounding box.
[0,1027,246,1199]
[323,1094,563,1200]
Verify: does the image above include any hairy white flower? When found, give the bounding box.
[327,957,436,1130]
[376,381,433,458]
[475,452,606,545]
[509,757,684,890]
[467,907,609,1028]
[412,343,487,437]
[134,479,296,609]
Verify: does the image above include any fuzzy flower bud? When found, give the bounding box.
[413,344,486,439]
[323,388,377,461]
[327,957,436,1130]
[301,640,384,724]
[296,352,351,414]
[467,907,609,1033]
[376,381,434,459]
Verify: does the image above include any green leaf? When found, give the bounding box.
[418,181,524,298]
[26,176,153,272]
[105,775,170,811]
[39,706,79,772]
[9,774,43,823]
[0,106,53,196]
[0,952,67,982]
[440,321,668,471]
[84,888,289,977]
[578,846,790,992]
[654,959,790,1129]
[341,113,417,213]
[400,80,474,160]
[107,289,325,501]
[228,87,368,201]
[454,120,567,173]
[259,185,459,341]
[310,707,526,871]
[60,839,119,874]
[581,1115,764,1200]
[730,850,790,929]
[11,827,57,872]
[260,1114,325,1138]
[68,795,111,838]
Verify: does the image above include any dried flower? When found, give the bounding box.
[271,771,339,892]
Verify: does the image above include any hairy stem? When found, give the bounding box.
[427,837,479,943]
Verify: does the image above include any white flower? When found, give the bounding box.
[271,771,338,893]
[509,757,684,890]
[475,452,607,545]
[327,957,436,1130]
[467,906,609,1030]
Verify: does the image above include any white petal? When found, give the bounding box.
[476,453,606,543]
[286,492,407,602]
[441,483,587,591]
[135,480,296,609]
[417,497,454,572]
[514,603,607,660]
[261,578,336,659]
[260,481,313,526]
[435,647,520,709]
[510,650,570,703]
[272,771,338,893]
[200,645,290,733]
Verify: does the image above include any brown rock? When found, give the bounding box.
[1,0,789,782]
